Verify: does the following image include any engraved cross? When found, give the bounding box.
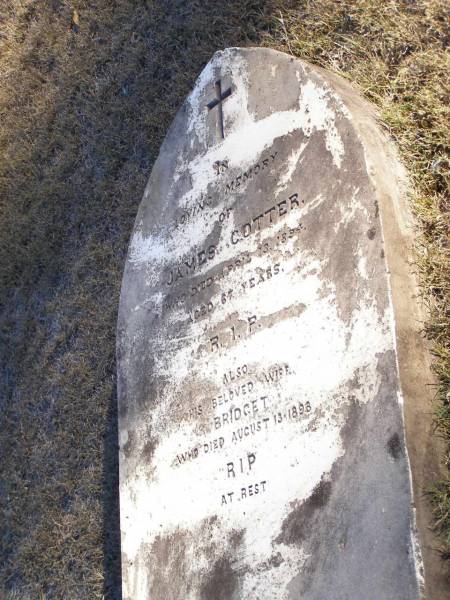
[207,79,232,139]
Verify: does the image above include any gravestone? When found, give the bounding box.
[117,48,433,599]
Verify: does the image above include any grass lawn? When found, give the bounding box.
[0,1,448,598]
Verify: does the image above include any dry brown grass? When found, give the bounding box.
[0,0,448,597]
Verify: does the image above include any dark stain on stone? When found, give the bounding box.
[200,526,245,600]
[122,430,134,458]
[374,199,379,218]
[255,551,285,573]
[367,226,376,239]
[317,280,333,300]
[339,395,362,450]
[267,552,284,568]
[276,478,332,546]
[229,528,245,547]
[207,514,218,528]
[146,521,246,598]
[148,530,189,599]
[348,370,362,390]
[387,432,402,460]
[200,555,237,600]
[259,302,307,333]
[380,248,385,259]
[141,437,157,461]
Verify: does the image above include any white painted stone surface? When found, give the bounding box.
[117,48,423,600]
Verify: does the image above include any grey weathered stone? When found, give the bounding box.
[117,48,438,599]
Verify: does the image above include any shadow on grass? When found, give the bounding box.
[103,380,122,600]
[93,3,279,597]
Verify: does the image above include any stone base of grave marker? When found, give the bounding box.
[117,48,447,600]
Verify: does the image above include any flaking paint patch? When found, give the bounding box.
[128,56,348,278]
[276,142,308,195]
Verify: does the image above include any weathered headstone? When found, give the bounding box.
[117,48,433,599]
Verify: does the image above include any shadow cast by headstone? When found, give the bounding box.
[102,379,122,600]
